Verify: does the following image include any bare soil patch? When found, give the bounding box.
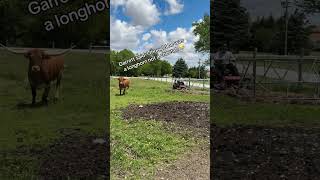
[122,101,210,179]
[155,143,210,180]
[36,129,109,179]
[211,124,320,179]
[122,101,210,136]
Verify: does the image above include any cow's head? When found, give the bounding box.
[24,49,50,72]
[0,43,76,72]
[118,77,127,85]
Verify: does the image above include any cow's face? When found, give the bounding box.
[118,77,124,85]
[25,49,49,72]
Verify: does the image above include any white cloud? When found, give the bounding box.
[111,0,161,28]
[110,0,126,8]
[164,0,184,15]
[125,0,161,27]
[110,16,144,50]
[141,25,207,67]
[142,33,151,41]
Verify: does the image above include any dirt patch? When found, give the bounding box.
[155,143,210,180]
[211,124,320,179]
[30,129,109,179]
[122,101,210,136]
[0,129,109,179]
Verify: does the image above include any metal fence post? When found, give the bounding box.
[253,48,257,99]
[298,48,304,83]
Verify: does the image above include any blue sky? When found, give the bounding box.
[110,0,210,67]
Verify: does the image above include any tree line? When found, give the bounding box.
[0,0,108,48]
[110,49,208,78]
[211,0,319,55]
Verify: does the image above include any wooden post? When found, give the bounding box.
[253,48,257,99]
[203,79,205,90]
[189,77,191,88]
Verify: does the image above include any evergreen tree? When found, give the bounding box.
[173,58,188,78]
[271,10,312,55]
[211,0,250,52]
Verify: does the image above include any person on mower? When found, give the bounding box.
[212,44,239,84]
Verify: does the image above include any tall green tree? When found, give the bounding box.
[173,58,188,78]
[211,0,250,52]
[193,14,210,53]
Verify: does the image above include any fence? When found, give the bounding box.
[89,43,109,53]
[144,76,210,90]
[235,48,320,100]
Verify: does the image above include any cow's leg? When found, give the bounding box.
[119,88,122,95]
[42,83,50,105]
[54,71,63,102]
[123,88,126,95]
[31,85,37,105]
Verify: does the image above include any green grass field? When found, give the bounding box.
[110,78,209,179]
[0,51,107,178]
[213,94,320,127]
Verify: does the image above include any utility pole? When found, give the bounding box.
[282,0,290,55]
[198,59,201,79]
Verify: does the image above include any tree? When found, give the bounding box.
[270,10,313,55]
[211,0,250,52]
[188,67,198,78]
[193,14,210,53]
[188,66,208,79]
[0,0,109,48]
[295,0,320,14]
[173,58,188,78]
[160,60,172,76]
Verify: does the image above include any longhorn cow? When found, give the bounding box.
[0,44,75,105]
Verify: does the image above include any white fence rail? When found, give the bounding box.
[143,76,210,89]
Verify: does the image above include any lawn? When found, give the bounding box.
[0,51,107,178]
[213,94,320,127]
[110,78,209,179]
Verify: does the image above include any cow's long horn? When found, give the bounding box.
[46,45,77,56]
[0,43,28,54]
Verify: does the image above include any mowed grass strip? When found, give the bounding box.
[0,51,107,178]
[110,78,209,179]
[213,94,320,127]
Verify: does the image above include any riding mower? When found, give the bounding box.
[173,80,187,90]
[212,63,241,90]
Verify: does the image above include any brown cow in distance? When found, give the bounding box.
[0,44,76,105]
[118,77,130,95]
